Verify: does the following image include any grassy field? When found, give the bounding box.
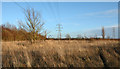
[2,40,120,67]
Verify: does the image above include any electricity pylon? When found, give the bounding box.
[112,27,115,39]
[56,24,63,39]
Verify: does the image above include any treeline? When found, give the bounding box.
[46,38,120,40]
[1,24,46,41]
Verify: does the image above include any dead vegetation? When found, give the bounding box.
[2,40,120,67]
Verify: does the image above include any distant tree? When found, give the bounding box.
[94,34,97,39]
[44,30,50,40]
[65,34,71,40]
[83,34,87,39]
[19,8,44,44]
[107,35,110,39]
[2,23,18,41]
[48,35,52,38]
[102,27,105,39]
[4,22,11,29]
[77,34,82,39]
[4,22,17,30]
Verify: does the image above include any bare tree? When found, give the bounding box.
[107,34,110,39]
[19,8,44,43]
[48,35,52,38]
[77,34,82,39]
[43,30,50,40]
[102,27,105,39]
[65,34,71,40]
[94,33,97,39]
[83,34,87,39]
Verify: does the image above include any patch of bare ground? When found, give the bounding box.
[2,40,120,67]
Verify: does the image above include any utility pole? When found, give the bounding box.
[56,24,63,40]
[112,27,115,39]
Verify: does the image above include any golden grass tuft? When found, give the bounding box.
[2,40,120,67]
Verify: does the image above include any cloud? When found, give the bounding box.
[85,9,118,16]
[104,25,118,28]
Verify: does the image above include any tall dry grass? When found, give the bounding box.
[2,40,120,67]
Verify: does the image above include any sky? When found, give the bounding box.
[2,2,118,38]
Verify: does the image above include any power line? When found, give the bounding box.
[57,2,61,22]
[48,0,61,24]
[48,2,58,23]
[14,0,33,12]
[48,1,62,39]
[24,0,31,7]
[14,2,26,11]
